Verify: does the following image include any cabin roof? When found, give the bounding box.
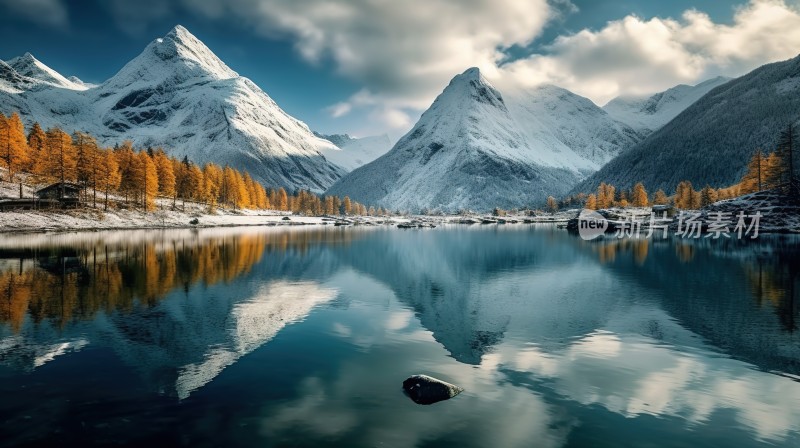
[35,182,84,194]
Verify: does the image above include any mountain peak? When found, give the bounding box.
[5,52,86,90]
[439,66,505,110]
[105,25,237,89]
[461,67,482,78]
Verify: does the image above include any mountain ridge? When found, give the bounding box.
[0,25,344,193]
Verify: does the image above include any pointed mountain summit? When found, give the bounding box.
[326,68,588,211]
[104,25,237,90]
[0,25,343,192]
[6,52,87,90]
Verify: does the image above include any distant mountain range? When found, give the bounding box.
[3,24,795,208]
[326,68,717,212]
[0,26,344,193]
[314,132,393,172]
[603,76,731,136]
[575,54,800,194]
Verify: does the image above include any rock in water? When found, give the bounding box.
[402,375,463,405]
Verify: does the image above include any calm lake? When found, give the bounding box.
[0,225,798,447]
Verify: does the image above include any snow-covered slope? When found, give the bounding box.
[575,54,800,193]
[0,26,344,192]
[327,68,641,212]
[315,132,393,172]
[6,53,88,91]
[603,76,731,136]
[502,83,642,166]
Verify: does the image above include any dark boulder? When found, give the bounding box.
[402,374,463,405]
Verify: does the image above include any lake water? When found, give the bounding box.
[0,225,798,447]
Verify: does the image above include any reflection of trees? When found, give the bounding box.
[0,229,357,332]
[674,242,695,263]
[746,259,798,332]
[589,238,650,266]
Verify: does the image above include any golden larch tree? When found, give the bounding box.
[44,127,77,184]
[632,183,648,207]
[652,189,669,205]
[137,151,159,210]
[0,113,29,182]
[153,149,176,200]
[98,149,121,210]
[585,194,597,210]
[26,122,46,175]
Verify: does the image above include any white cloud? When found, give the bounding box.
[0,0,68,28]
[178,0,556,132]
[501,0,800,104]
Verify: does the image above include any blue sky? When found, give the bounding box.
[1,0,799,140]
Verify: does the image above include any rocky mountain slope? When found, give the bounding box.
[0,26,344,192]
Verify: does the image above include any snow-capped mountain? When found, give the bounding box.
[326,68,642,212]
[575,54,800,194]
[6,53,89,91]
[0,26,344,192]
[315,132,393,172]
[501,83,642,166]
[603,76,731,135]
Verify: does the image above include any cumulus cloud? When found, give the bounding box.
[176,0,556,131]
[0,0,68,28]
[501,0,800,104]
[78,0,800,133]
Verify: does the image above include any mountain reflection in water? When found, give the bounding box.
[0,226,797,447]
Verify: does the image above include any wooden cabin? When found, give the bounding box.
[0,182,83,211]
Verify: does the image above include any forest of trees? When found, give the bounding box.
[560,125,798,212]
[0,112,383,216]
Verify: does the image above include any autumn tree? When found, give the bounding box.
[44,127,76,185]
[137,151,159,210]
[0,113,29,182]
[546,196,558,212]
[73,131,99,195]
[342,196,352,215]
[740,150,767,194]
[26,122,46,175]
[98,149,121,210]
[700,185,718,207]
[153,149,176,201]
[632,182,648,207]
[202,163,222,211]
[596,183,615,209]
[114,141,138,204]
[652,189,669,205]
[585,193,597,210]
[277,188,288,211]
